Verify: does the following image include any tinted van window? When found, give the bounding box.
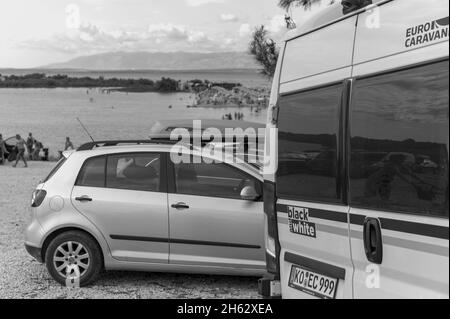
[349,61,449,218]
[76,156,106,187]
[277,85,343,203]
[106,153,160,192]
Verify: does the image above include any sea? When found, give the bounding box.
[0,69,269,158]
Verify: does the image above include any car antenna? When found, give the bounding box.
[76,117,95,142]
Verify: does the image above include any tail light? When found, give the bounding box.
[31,190,47,207]
[263,181,280,276]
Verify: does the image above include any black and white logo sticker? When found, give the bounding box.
[405,16,449,48]
[288,206,316,238]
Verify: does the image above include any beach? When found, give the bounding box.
[0,161,261,299]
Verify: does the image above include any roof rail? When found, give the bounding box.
[76,139,263,170]
[77,139,181,151]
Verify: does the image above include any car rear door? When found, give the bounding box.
[71,152,169,264]
[167,155,265,273]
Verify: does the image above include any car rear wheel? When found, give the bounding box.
[45,231,102,287]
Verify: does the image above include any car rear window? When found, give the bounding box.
[42,157,68,183]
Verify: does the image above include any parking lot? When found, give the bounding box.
[0,162,261,299]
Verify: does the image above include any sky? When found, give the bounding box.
[0,0,327,68]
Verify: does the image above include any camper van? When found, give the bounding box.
[260,0,449,299]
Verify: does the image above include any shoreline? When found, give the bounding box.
[0,73,259,94]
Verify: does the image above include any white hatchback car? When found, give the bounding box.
[25,140,266,286]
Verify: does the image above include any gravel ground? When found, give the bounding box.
[0,161,261,299]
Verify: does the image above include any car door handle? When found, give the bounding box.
[363,218,383,264]
[75,196,93,202]
[171,202,189,210]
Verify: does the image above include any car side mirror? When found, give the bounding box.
[240,186,260,201]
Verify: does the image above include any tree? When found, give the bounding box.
[278,0,324,10]
[249,26,279,78]
[279,0,373,14]
[249,0,344,78]
[155,77,179,92]
[249,0,329,78]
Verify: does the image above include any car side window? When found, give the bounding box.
[76,156,106,188]
[174,158,261,200]
[106,153,160,192]
[349,60,449,218]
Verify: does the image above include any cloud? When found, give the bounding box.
[147,23,212,44]
[188,31,209,43]
[185,0,226,6]
[238,24,251,37]
[224,37,236,46]
[148,23,189,40]
[267,14,286,35]
[16,21,242,55]
[220,13,238,22]
[235,15,287,42]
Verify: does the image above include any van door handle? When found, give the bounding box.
[75,196,93,202]
[363,218,383,264]
[171,202,189,210]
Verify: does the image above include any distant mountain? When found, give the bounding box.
[43,51,260,70]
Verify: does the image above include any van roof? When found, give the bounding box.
[284,0,389,42]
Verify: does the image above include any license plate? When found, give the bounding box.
[288,265,338,299]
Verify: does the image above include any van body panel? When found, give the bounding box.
[263,42,286,183]
[280,16,357,84]
[279,67,352,95]
[277,200,353,299]
[353,40,449,77]
[350,208,449,298]
[353,0,449,65]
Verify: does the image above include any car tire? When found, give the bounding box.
[45,231,103,287]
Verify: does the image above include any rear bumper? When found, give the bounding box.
[25,244,43,263]
[258,276,281,298]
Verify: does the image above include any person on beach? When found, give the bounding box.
[13,134,28,168]
[26,133,35,159]
[32,140,43,160]
[65,137,74,151]
[0,134,7,165]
